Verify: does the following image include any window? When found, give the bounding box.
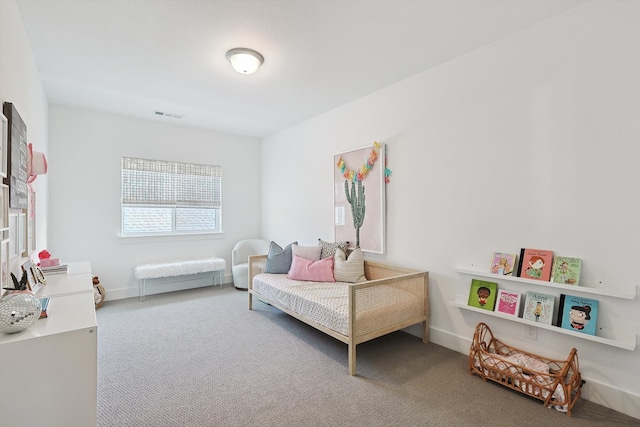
[121,157,222,235]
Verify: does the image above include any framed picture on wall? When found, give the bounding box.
[9,212,18,258]
[3,102,28,209]
[0,112,7,178]
[27,190,35,253]
[0,239,9,295]
[18,211,25,256]
[333,142,386,254]
[0,184,8,231]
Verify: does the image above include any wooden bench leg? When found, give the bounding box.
[139,279,146,302]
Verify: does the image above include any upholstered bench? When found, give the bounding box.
[134,257,226,301]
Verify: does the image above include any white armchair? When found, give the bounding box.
[232,239,270,289]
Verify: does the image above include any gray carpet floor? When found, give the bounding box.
[97,285,640,426]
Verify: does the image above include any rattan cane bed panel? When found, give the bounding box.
[252,273,422,336]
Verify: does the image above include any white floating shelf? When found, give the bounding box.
[455,265,636,300]
[450,300,636,351]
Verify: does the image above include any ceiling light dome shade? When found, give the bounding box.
[226,48,264,74]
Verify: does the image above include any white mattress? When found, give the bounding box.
[252,273,422,336]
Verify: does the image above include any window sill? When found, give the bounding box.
[118,232,224,244]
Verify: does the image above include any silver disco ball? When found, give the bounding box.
[0,293,43,334]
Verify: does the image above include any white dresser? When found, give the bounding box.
[0,262,97,427]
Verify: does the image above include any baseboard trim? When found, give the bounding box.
[426,326,640,420]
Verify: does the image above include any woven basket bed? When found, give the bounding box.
[469,322,583,416]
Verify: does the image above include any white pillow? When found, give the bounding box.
[334,248,366,283]
[292,244,322,261]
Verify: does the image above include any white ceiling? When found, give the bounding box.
[15,0,585,138]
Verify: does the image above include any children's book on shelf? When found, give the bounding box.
[557,294,599,336]
[522,291,555,325]
[467,279,498,311]
[38,296,51,319]
[550,256,582,286]
[495,289,521,316]
[516,248,554,281]
[489,252,517,276]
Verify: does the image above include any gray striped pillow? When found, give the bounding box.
[334,248,366,283]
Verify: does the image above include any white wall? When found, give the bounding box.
[261,1,640,418]
[0,0,49,272]
[5,0,639,418]
[48,106,261,299]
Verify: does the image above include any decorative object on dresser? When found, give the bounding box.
[38,296,51,319]
[21,259,40,293]
[0,291,42,333]
[93,276,105,309]
[33,265,46,285]
[6,270,29,292]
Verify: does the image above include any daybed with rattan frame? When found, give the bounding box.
[248,254,429,375]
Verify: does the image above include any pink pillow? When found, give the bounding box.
[287,254,335,282]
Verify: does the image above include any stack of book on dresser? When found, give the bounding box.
[40,258,68,275]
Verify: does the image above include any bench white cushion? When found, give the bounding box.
[135,258,226,280]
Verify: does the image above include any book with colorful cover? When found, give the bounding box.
[557,294,599,336]
[489,252,517,276]
[517,248,554,282]
[467,279,498,311]
[495,289,521,316]
[551,256,582,286]
[522,291,555,325]
[38,296,51,319]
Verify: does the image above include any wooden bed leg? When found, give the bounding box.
[422,320,429,344]
[248,292,253,310]
[348,342,356,376]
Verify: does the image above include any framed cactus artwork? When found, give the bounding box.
[334,142,386,254]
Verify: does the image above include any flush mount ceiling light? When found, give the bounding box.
[226,48,264,75]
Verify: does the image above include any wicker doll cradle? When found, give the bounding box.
[469,322,583,416]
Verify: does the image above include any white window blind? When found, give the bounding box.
[121,157,222,235]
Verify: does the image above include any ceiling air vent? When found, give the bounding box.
[153,111,184,119]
